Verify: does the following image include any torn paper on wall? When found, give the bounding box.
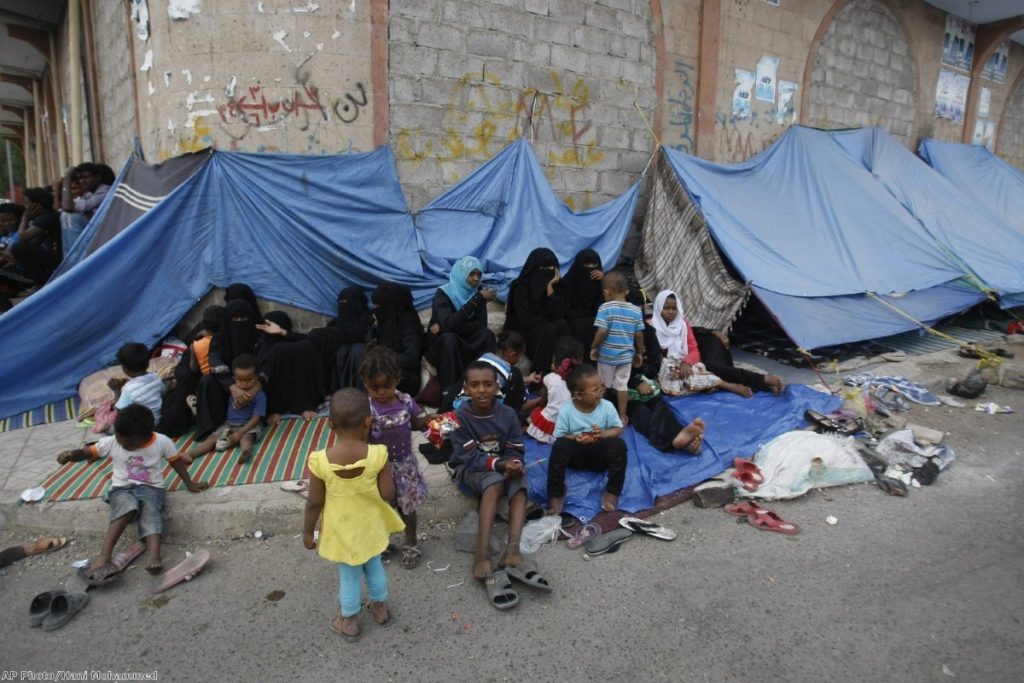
[776,81,798,125]
[755,54,779,103]
[140,50,153,72]
[131,0,150,41]
[733,68,754,119]
[168,0,201,21]
[981,39,1010,84]
[934,69,969,125]
[979,86,991,118]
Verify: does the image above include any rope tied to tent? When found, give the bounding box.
[796,348,839,394]
[865,292,1004,368]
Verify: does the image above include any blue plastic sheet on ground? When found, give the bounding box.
[919,138,1024,233]
[416,139,639,294]
[525,384,840,521]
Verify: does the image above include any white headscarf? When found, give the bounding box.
[651,289,688,359]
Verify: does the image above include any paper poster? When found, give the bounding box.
[776,81,798,124]
[934,70,970,125]
[981,40,1010,83]
[979,87,991,118]
[755,55,780,103]
[131,0,150,41]
[984,121,995,151]
[733,68,754,119]
[941,15,976,72]
[972,119,986,146]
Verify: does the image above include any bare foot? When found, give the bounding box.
[501,550,524,568]
[146,559,163,575]
[672,418,706,453]
[265,413,282,427]
[302,410,317,421]
[600,491,619,511]
[239,449,253,464]
[473,557,492,580]
[546,497,564,516]
[765,375,785,395]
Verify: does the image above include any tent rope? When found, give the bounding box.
[795,348,839,393]
[633,101,660,148]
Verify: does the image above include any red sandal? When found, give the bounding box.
[724,500,764,517]
[745,508,800,535]
[732,458,764,491]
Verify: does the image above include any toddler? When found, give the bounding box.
[95,342,165,433]
[303,388,404,641]
[360,347,429,569]
[590,271,645,425]
[180,354,265,464]
[526,336,583,444]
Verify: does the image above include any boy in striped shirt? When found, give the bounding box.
[590,271,645,425]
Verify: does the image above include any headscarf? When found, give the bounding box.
[510,247,560,303]
[218,299,258,367]
[440,256,481,310]
[330,286,372,345]
[562,248,603,316]
[651,289,688,359]
[224,283,263,322]
[372,283,421,351]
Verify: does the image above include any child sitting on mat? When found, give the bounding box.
[547,364,628,514]
[360,347,430,570]
[303,388,404,642]
[178,354,265,464]
[56,404,208,579]
[94,342,165,433]
[526,336,583,444]
[450,361,551,609]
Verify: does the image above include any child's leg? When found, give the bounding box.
[596,437,628,511]
[143,534,162,574]
[238,432,256,463]
[186,431,221,461]
[474,484,502,579]
[546,437,576,514]
[94,514,132,567]
[501,488,527,568]
[362,555,392,625]
[337,562,363,617]
[137,485,167,573]
[616,389,629,423]
[400,510,421,569]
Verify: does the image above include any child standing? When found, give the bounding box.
[303,388,404,642]
[451,361,551,609]
[547,365,628,514]
[56,405,208,578]
[179,354,266,464]
[360,347,430,569]
[590,271,645,425]
[526,336,583,444]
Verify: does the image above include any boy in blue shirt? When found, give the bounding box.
[547,364,628,514]
[179,354,266,464]
[590,270,645,425]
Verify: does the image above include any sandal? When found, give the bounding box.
[504,559,552,593]
[744,508,800,535]
[724,500,765,517]
[79,562,122,587]
[483,568,520,610]
[330,614,361,642]
[566,523,600,550]
[618,516,677,541]
[400,545,422,570]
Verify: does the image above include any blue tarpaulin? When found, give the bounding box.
[834,128,1024,307]
[919,139,1024,234]
[416,139,639,292]
[662,126,982,349]
[0,142,638,420]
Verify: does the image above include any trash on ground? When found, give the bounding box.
[974,402,1013,414]
[825,515,838,525]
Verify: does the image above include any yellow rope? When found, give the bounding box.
[865,292,1002,367]
[633,101,661,148]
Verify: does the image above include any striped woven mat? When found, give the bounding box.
[39,418,334,502]
[0,396,80,433]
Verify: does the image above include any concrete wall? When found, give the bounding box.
[388,0,657,211]
[997,75,1024,168]
[657,0,701,154]
[90,0,136,169]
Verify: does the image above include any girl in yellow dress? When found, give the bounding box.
[303,388,405,642]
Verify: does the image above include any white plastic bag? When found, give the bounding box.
[520,515,564,554]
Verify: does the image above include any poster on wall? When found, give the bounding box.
[973,120,996,150]
[979,87,992,118]
[981,40,1010,83]
[776,81,799,124]
[941,15,976,72]
[733,68,755,119]
[934,69,970,125]
[755,55,780,103]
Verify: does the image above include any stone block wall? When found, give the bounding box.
[997,77,1024,168]
[388,0,656,211]
[90,0,135,169]
[658,0,701,155]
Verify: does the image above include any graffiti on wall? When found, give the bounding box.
[713,110,782,163]
[394,70,605,175]
[666,58,696,153]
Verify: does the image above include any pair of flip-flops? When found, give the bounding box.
[804,410,864,437]
[29,590,89,631]
[725,501,800,535]
[731,458,765,492]
[483,559,552,610]
[618,516,677,541]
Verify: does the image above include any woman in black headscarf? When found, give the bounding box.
[369,283,424,395]
[224,283,263,322]
[194,299,259,438]
[306,286,374,392]
[256,311,326,425]
[504,247,570,374]
[562,248,604,352]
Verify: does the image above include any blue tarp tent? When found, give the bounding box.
[662,126,985,349]
[0,142,638,420]
[919,139,1024,233]
[833,128,1024,308]
[416,138,639,292]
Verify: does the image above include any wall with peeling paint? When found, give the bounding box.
[92,0,136,168]
[658,0,701,156]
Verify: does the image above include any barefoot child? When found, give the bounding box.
[303,389,404,641]
[360,347,430,569]
[179,354,266,464]
[652,289,754,398]
[590,271,645,425]
[526,336,583,444]
[450,361,551,609]
[56,405,208,578]
[547,365,628,514]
